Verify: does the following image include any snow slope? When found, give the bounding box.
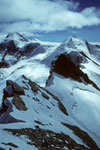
[0,76,99,150]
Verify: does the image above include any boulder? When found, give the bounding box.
[3,85,13,97]
[7,80,25,95]
[0,61,9,68]
[12,94,27,111]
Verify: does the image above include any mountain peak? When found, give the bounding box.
[63,36,84,45]
[5,32,28,42]
[60,35,92,56]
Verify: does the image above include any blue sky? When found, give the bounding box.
[0,0,100,42]
[38,26,100,42]
[74,0,100,10]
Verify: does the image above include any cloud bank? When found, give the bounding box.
[0,0,100,33]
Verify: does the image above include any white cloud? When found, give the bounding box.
[0,0,100,33]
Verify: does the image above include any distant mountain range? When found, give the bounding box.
[0,33,100,150]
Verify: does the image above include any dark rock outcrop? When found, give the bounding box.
[28,79,39,93]
[67,51,87,66]
[50,53,100,91]
[0,61,9,68]
[0,40,19,55]
[1,142,19,148]
[62,122,100,150]
[6,80,25,95]
[22,43,40,56]
[0,80,25,123]
[0,99,25,124]
[12,94,27,111]
[4,128,92,150]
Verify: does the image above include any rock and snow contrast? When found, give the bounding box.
[0,33,100,150]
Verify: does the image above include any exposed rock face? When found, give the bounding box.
[1,142,19,149]
[51,53,87,81]
[62,123,100,150]
[28,79,39,93]
[0,61,9,68]
[0,80,25,123]
[22,42,40,56]
[0,98,25,124]
[68,51,87,66]
[0,33,28,55]
[50,53,100,91]
[12,94,27,111]
[0,40,19,55]
[6,80,25,95]
[4,127,100,150]
[2,80,25,112]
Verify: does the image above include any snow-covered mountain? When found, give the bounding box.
[0,33,100,150]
